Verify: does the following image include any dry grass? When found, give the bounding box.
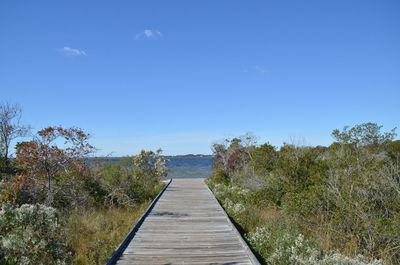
[243,205,285,233]
[64,204,148,265]
[303,215,361,258]
[258,207,284,223]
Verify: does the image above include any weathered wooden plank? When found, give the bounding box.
[112,178,260,265]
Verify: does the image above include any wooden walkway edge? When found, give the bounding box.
[108,178,260,265]
[105,179,172,265]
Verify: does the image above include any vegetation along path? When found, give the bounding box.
[112,178,260,265]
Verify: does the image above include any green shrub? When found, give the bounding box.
[97,150,167,207]
[282,184,330,219]
[252,174,285,206]
[209,124,399,263]
[207,168,229,186]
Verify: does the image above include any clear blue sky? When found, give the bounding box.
[1,0,399,155]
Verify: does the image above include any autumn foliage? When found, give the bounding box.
[13,126,95,206]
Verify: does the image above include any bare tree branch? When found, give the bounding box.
[0,103,30,168]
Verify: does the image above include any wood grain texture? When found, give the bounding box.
[115,178,260,265]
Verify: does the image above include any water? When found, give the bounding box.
[87,155,213,179]
[165,155,213,179]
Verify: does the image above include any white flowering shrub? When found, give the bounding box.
[247,222,308,265]
[212,183,250,223]
[211,183,250,203]
[223,198,246,216]
[0,204,71,265]
[317,253,382,265]
[247,223,382,265]
[211,183,227,198]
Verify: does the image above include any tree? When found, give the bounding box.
[211,133,258,182]
[332,122,397,148]
[16,126,95,206]
[98,149,167,206]
[132,148,167,180]
[0,103,30,170]
[251,143,277,175]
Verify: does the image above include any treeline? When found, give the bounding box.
[0,103,167,264]
[208,123,400,265]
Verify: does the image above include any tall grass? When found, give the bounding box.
[64,204,148,265]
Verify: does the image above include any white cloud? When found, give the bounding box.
[243,65,270,75]
[254,65,267,74]
[136,29,163,40]
[56,46,87,57]
[243,66,268,75]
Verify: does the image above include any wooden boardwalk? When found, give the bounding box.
[113,178,260,265]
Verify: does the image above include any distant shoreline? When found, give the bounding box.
[88,154,213,160]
